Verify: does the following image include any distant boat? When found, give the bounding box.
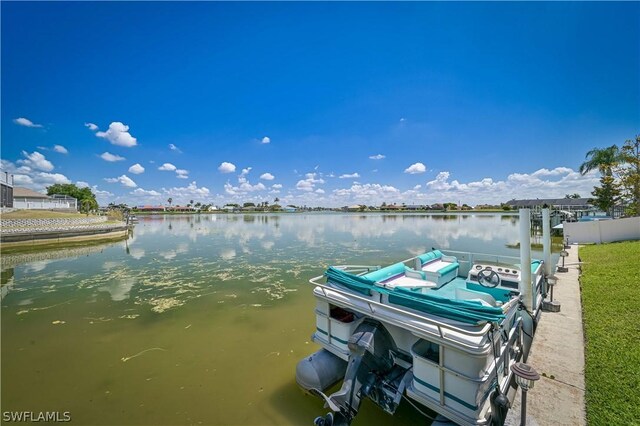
[297,213,547,426]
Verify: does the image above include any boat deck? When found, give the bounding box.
[430,276,472,299]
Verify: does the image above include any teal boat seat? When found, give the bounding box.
[415,250,459,287]
[362,262,406,283]
[387,287,505,324]
[325,266,376,296]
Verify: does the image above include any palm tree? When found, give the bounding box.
[80,198,97,215]
[580,145,622,216]
[579,145,621,177]
[167,197,173,207]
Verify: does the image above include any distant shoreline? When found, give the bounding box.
[132,209,517,215]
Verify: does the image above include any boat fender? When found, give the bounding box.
[489,388,509,426]
[296,349,348,393]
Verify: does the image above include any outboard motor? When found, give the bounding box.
[313,320,400,425]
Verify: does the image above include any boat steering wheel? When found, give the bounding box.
[477,268,501,288]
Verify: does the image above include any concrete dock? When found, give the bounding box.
[505,244,586,425]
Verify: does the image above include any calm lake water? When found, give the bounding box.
[2,213,533,425]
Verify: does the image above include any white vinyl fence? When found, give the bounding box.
[564,217,640,244]
[13,198,77,210]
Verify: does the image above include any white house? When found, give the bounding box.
[13,187,77,210]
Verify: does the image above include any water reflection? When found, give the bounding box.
[3,214,525,313]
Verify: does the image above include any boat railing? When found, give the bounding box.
[309,266,495,347]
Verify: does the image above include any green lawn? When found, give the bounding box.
[580,241,640,425]
[1,210,86,219]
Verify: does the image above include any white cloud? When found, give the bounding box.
[296,180,314,191]
[169,143,182,153]
[100,152,125,162]
[85,122,98,131]
[92,185,114,199]
[33,172,71,186]
[128,163,145,174]
[224,181,266,195]
[315,189,325,194]
[105,174,137,188]
[369,154,385,160]
[53,145,68,154]
[1,158,71,192]
[218,162,236,173]
[261,136,271,144]
[339,172,360,179]
[0,159,31,175]
[163,181,210,199]
[426,172,451,191]
[260,173,275,180]
[132,188,161,196]
[14,117,42,128]
[243,182,266,191]
[296,172,325,192]
[532,167,574,177]
[222,167,270,195]
[421,168,599,205]
[404,162,426,174]
[272,184,283,189]
[13,174,34,185]
[333,183,401,201]
[176,169,189,179]
[96,122,137,147]
[18,151,54,171]
[76,181,90,188]
[158,163,177,171]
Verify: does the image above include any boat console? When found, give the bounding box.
[467,263,520,289]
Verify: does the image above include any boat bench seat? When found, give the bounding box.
[363,264,437,291]
[415,250,459,287]
[362,262,406,283]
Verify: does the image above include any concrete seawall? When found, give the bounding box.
[1,221,129,250]
[1,216,107,228]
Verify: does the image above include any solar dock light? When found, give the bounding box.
[542,275,561,312]
[511,362,540,426]
[557,250,569,273]
[564,235,571,249]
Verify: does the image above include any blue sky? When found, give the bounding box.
[2,2,638,207]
